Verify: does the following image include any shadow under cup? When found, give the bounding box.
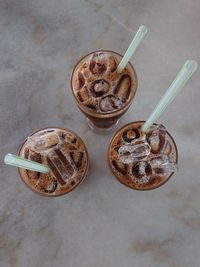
[71,50,138,132]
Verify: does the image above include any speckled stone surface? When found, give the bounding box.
[0,1,200,267]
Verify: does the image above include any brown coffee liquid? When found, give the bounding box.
[108,121,178,190]
[19,128,89,196]
[72,51,137,114]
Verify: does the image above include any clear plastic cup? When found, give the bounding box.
[18,127,89,197]
[71,50,138,133]
[108,121,178,190]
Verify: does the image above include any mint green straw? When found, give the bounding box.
[117,25,148,73]
[142,60,198,133]
[4,153,49,173]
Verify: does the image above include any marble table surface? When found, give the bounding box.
[0,0,200,266]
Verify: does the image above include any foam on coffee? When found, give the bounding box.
[19,128,89,196]
[72,51,137,114]
[108,121,178,190]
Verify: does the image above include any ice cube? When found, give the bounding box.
[77,72,85,88]
[146,124,166,154]
[43,178,58,194]
[74,72,85,91]
[24,148,41,180]
[132,161,152,178]
[77,87,90,102]
[150,155,178,175]
[69,151,84,169]
[150,154,169,167]
[89,52,107,75]
[85,100,98,111]
[29,132,59,151]
[122,128,140,143]
[47,149,74,186]
[119,142,151,164]
[89,79,110,97]
[112,160,128,176]
[107,56,117,72]
[99,95,122,112]
[113,74,131,102]
[162,140,172,155]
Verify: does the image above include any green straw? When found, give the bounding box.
[142,60,198,133]
[4,153,50,173]
[117,25,148,73]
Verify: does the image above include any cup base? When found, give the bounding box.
[86,118,119,134]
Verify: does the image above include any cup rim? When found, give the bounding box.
[70,50,138,118]
[107,121,178,191]
[18,127,90,197]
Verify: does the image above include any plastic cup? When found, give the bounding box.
[108,121,178,190]
[18,127,89,197]
[71,50,138,133]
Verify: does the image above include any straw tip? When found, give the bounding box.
[139,25,148,35]
[4,153,12,164]
[184,60,198,73]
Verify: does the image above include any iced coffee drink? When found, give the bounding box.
[71,50,137,131]
[19,128,89,196]
[108,121,178,190]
